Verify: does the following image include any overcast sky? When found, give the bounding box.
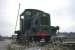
[0,0,75,36]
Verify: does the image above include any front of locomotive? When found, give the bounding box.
[20,9,51,43]
[35,12,51,43]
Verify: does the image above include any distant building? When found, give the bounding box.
[0,35,4,41]
[56,32,75,38]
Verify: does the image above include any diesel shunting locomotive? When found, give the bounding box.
[15,9,59,44]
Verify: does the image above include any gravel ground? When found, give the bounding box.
[0,39,12,50]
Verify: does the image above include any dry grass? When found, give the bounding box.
[7,44,15,50]
[7,44,24,50]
